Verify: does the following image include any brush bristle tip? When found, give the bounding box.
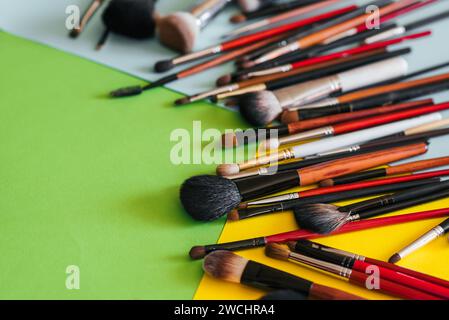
[227,210,240,221]
[154,60,175,73]
[189,246,206,260]
[216,164,240,176]
[388,253,401,264]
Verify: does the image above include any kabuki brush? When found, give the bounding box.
[154,5,355,73]
[321,156,449,187]
[180,143,427,221]
[157,0,231,53]
[216,113,440,176]
[265,244,441,300]
[287,241,449,299]
[95,0,158,50]
[222,100,431,149]
[69,0,105,38]
[226,0,339,39]
[294,181,449,235]
[202,251,364,300]
[293,240,449,289]
[189,208,449,259]
[238,54,411,126]
[238,169,449,210]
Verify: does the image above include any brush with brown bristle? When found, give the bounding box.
[203,250,364,300]
[69,0,105,38]
[294,182,449,234]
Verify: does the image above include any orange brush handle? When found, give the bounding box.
[298,143,427,186]
[387,156,449,175]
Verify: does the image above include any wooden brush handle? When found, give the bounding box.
[287,100,431,134]
[298,143,427,186]
[405,117,449,135]
[298,0,418,48]
[387,156,449,175]
[309,283,365,300]
[338,72,449,103]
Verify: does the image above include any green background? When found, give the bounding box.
[0,32,246,299]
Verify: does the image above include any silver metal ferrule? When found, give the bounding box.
[364,26,406,44]
[247,65,293,78]
[289,252,352,279]
[278,126,334,146]
[173,45,222,65]
[303,145,361,160]
[275,76,341,109]
[192,0,231,29]
[396,226,445,259]
[246,193,300,206]
[189,84,239,102]
[255,42,301,64]
[289,97,340,111]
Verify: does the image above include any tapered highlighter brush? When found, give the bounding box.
[265,244,442,300]
[69,0,104,38]
[153,5,355,73]
[321,156,449,187]
[247,0,418,66]
[202,251,364,300]
[238,55,410,126]
[258,102,449,150]
[226,0,339,39]
[389,217,449,264]
[181,143,427,221]
[216,113,440,176]
[292,240,449,289]
[238,169,449,210]
[189,208,449,259]
[295,181,449,235]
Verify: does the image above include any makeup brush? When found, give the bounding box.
[259,102,449,150]
[287,241,449,299]
[238,54,410,126]
[294,181,449,234]
[203,251,364,300]
[95,0,158,50]
[231,0,324,23]
[389,217,449,264]
[239,169,449,209]
[291,240,449,289]
[260,289,307,300]
[281,79,449,123]
[223,100,431,149]
[365,8,449,44]
[181,143,426,221]
[321,156,449,187]
[216,113,440,176]
[265,244,440,300]
[69,0,105,38]
[157,0,231,53]
[153,5,355,73]
[189,208,449,259]
[226,0,339,39]
[246,0,417,65]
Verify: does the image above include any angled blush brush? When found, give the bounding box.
[292,240,449,290]
[202,251,364,300]
[189,208,449,259]
[321,156,449,187]
[266,244,442,300]
[69,0,105,38]
[153,5,355,73]
[180,143,427,221]
[294,181,449,234]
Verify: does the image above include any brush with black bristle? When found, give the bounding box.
[294,182,449,234]
[69,0,105,38]
[95,0,158,50]
[203,250,364,300]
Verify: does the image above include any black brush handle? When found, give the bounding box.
[406,9,449,31]
[356,188,449,220]
[236,178,439,220]
[267,48,411,90]
[343,180,449,214]
[203,237,266,255]
[330,168,387,186]
[440,218,449,233]
[299,79,449,120]
[292,241,355,269]
[241,260,313,294]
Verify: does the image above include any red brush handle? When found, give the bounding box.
[348,269,440,300]
[221,6,357,51]
[333,102,449,135]
[353,260,449,299]
[298,169,449,198]
[266,208,449,243]
[291,31,431,69]
[364,257,449,290]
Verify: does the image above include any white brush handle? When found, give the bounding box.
[292,113,442,158]
[338,57,408,92]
